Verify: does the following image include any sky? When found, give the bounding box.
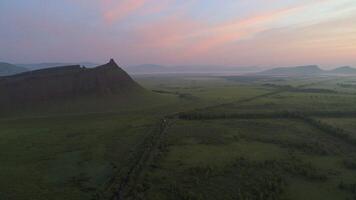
[0,0,356,68]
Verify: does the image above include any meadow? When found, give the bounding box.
[1,74,356,200]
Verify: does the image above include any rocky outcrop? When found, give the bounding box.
[0,59,143,107]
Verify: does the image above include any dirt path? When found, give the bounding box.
[109,118,170,200]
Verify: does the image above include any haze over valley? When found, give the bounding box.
[1,1,356,200]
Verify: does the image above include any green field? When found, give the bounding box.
[2,74,356,200]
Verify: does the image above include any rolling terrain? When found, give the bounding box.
[1,69,356,200]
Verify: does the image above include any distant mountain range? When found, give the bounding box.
[257,65,356,76]
[2,61,356,77]
[0,62,28,76]
[0,59,142,109]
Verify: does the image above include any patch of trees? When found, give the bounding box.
[263,83,337,94]
[338,181,356,199]
[343,158,356,170]
[338,83,356,88]
[152,90,198,100]
[164,157,328,200]
[177,111,356,147]
[152,89,175,94]
[178,157,286,200]
[264,159,327,181]
[224,76,274,83]
[177,111,291,120]
[244,136,332,156]
[299,115,356,146]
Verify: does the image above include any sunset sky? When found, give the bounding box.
[1,0,356,68]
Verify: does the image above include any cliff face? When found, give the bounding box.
[0,59,142,106]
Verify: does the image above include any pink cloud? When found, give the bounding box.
[123,1,344,65]
[100,0,177,24]
[128,5,302,62]
[102,0,147,23]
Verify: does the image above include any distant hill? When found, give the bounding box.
[0,59,143,108]
[328,66,356,74]
[17,62,98,70]
[123,64,168,74]
[257,65,356,76]
[257,65,323,76]
[0,62,28,76]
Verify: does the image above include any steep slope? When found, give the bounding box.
[257,65,323,76]
[0,59,143,107]
[0,62,28,76]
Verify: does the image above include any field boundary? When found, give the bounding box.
[106,119,170,200]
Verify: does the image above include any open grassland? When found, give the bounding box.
[0,113,159,200]
[141,119,356,200]
[135,74,268,107]
[2,74,356,200]
[131,75,356,200]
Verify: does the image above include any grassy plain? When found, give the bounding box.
[1,74,356,199]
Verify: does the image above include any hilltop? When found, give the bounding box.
[328,66,356,74]
[257,65,323,76]
[0,59,143,109]
[257,65,356,76]
[0,62,28,76]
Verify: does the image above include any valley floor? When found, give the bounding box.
[1,74,356,200]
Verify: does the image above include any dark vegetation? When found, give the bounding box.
[1,72,356,200]
[177,111,356,145]
[152,90,198,101]
[338,83,356,88]
[263,83,337,94]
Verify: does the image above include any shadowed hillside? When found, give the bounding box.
[0,59,143,108]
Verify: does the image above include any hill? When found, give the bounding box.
[257,65,356,76]
[328,66,356,74]
[0,62,28,76]
[0,59,143,109]
[17,62,98,70]
[257,65,323,76]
